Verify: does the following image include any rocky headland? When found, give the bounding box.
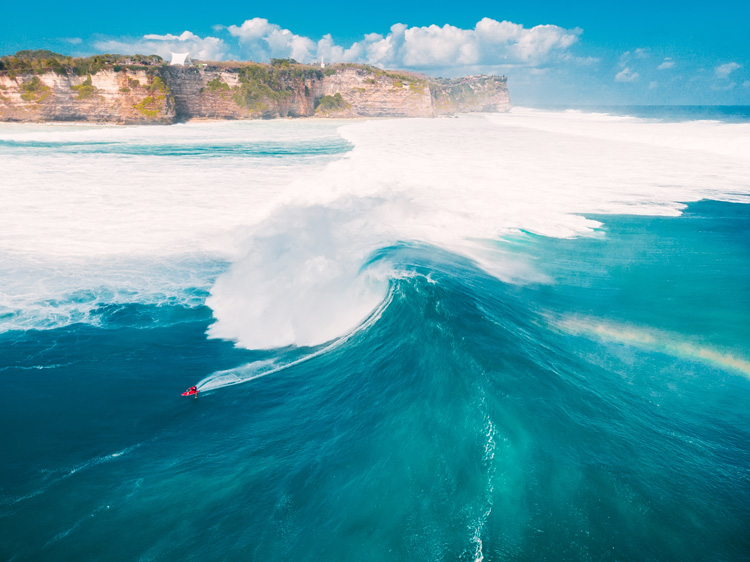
[0,51,511,124]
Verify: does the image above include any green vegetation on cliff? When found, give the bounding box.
[71,75,98,100]
[232,66,288,112]
[0,49,509,122]
[315,93,351,115]
[231,63,323,114]
[206,76,230,92]
[133,75,170,118]
[19,75,50,103]
[0,50,164,78]
[269,58,299,68]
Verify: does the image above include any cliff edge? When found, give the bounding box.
[0,52,511,124]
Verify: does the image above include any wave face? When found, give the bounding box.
[1,110,749,561]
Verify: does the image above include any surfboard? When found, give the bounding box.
[181,386,198,396]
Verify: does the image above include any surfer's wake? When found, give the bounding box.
[194,289,394,394]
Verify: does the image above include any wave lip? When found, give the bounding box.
[199,287,394,393]
[204,110,750,350]
[206,202,392,350]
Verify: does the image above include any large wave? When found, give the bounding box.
[205,110,750,349]
[1,110,748,346]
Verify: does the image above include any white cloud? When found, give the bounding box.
[559,54,599,65]
[94,31,228,61]
[649,81,658,89]
[658,58,675,70]
[227,18,316,62]
[93,18,581,71]
[711,81,737,91]
[744,80,750,89]
[715,62,741,78]
[315,18,581,69]
[615,67,639,82]
[619,48,649,67]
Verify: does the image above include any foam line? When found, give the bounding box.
[2,445,138,508]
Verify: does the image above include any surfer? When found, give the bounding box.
[181,385,198,399]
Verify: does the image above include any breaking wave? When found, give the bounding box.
[1,110,748,346]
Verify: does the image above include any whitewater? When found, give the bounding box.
[1,108,749,561]
[1,110,748,344]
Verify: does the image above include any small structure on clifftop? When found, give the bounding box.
[170,52,192,66]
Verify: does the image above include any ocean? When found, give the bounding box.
[1,108,749,561]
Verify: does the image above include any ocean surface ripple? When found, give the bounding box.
[0,109,748,561]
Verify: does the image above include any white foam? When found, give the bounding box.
[506,107,750,160]
[205,202,393,349]
[206,111,748,348]
[2,111,749,346]
[0,254,222,331]
[0,120,345,332]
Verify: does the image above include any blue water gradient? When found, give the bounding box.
[1,200,748,561]
[537,105,750,123]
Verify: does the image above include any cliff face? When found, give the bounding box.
[0,63,510,124]
[319,68,435,118]
[434,75,512,114]
[164,66,323,120]
[0,70,173,123]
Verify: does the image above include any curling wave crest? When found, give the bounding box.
[206,110,749,348]
[1,111,748,345]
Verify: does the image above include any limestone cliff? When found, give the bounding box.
[0,70,173,123]
[0,58,510,124]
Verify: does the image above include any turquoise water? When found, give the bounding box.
[1,112,749,561]
[0,137,352,157]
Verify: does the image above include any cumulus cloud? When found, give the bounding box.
[93,17,581,71]
[94,31,228,61]
[227,18,316,62]
[658,57,675,70]
[226,17,581,68]
[615,67,639,82]
[715,62,741,78]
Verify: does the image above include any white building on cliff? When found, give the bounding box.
[170,52,192,66]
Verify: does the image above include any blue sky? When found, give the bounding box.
[2,0,748,105]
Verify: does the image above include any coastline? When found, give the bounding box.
[0,55,511,125]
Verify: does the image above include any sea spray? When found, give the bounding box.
[206,202,391,349]
[207,111,750,349]
[2,112,749,341]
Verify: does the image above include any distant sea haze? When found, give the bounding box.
[1,107,748,561]
[535,104,750,122]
